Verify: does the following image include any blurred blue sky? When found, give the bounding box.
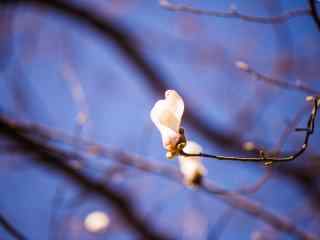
[0,0,319,239]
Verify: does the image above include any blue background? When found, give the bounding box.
[0,0,319,239]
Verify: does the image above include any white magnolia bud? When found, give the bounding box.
[179,141,206,186]
[150,90,184,152]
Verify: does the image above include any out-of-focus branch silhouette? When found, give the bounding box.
[160,0,311,24]
[0,0,319,239]
[235,61,320,95]
[182,97,319,163]
[0,213,27,240]
[0,0,318,157]
[273,104,310,153]
[0,115,317,240]
[0,117,171,240]
[0,0,256,154]
[309,0,320,30]
[276,164,320,212]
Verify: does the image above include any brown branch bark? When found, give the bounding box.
[0,1,319,238]
[201,181,317,240]
[0,115,317,240]
[0,118,172,240]
[0,0,248,155]
[160,0,310,24]
[236,61,320,95]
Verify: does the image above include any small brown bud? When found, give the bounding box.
[235,61,249,71]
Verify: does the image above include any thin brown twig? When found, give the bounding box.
[63,63,90,138]
[236,104,311,194]
[201,180,317,240]
[240,104,311,193]
[0,118,172,240]
[0,115,317,240]
[0,1,318,238]
[49,62,91,240]
[235,61,320,95]
[159,0,310,24]
[273,104,310,153]
[0,0,259,155]
[181,98,319,164]
[2,0,317,168]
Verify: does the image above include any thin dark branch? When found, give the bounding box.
[234,104,309,194]
[309,0,320,30]
[235,61,320,95]
[2,0,317,165]
[201,180,317,240]
[0,119,171,240]
[0,0,257,155]
[160,0,310,24]
[273,104,310,153]
[48,61,91,240]
[0,1,318,238]
[0,213,27,240]
[182,98,319,164]
[0,115,317,240]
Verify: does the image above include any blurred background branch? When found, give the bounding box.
[0,213,27,240]
[0,114,317,239]
[160,0,311,24]
[0,0,319,239]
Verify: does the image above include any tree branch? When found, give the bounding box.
[201,181,317,240]
[0,115,317,240]
[181,97,319,164]
[309,0,320,30]
[0,118,172,240]
[0,213,27,240]
[0,2,318,238]
[160,0,310,24]
[235,61,320,95]
[0,0,256,156]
